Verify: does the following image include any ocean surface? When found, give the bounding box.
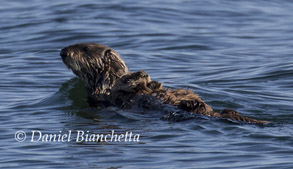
[1,0,293,168]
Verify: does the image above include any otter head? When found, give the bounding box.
[111,71,152,94]
[60,43,129,99]
[110,71,163,106]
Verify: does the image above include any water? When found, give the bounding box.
[1,0,293,168]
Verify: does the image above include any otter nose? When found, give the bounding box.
[60,48,68,60]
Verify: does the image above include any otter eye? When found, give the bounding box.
[83,46,90,52]
[142,73,149,78]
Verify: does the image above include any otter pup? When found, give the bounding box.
[60,43,268,124]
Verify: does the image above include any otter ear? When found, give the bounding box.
[104,49,129,76]
[103,49,112,58]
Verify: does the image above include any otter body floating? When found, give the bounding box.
[60,43,268,124]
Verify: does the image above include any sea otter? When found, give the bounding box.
[60,43,268,124]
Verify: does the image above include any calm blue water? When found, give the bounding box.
[1,0,293,168]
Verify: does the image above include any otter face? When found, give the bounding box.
[110,71,163,107]
[112,71,152,93]
[60,43,129,96]
[109,71,152,106]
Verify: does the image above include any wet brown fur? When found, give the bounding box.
[60,43,268,124]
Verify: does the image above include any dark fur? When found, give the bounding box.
[60,43,268,124]
[60,43,129,106]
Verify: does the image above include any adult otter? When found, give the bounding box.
[60,43,129,106]
[60,43,268,124]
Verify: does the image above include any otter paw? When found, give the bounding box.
[178,100,205,112]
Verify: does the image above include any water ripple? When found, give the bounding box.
[1,0,293,168]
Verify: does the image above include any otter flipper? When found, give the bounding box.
[220,109,268,124]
